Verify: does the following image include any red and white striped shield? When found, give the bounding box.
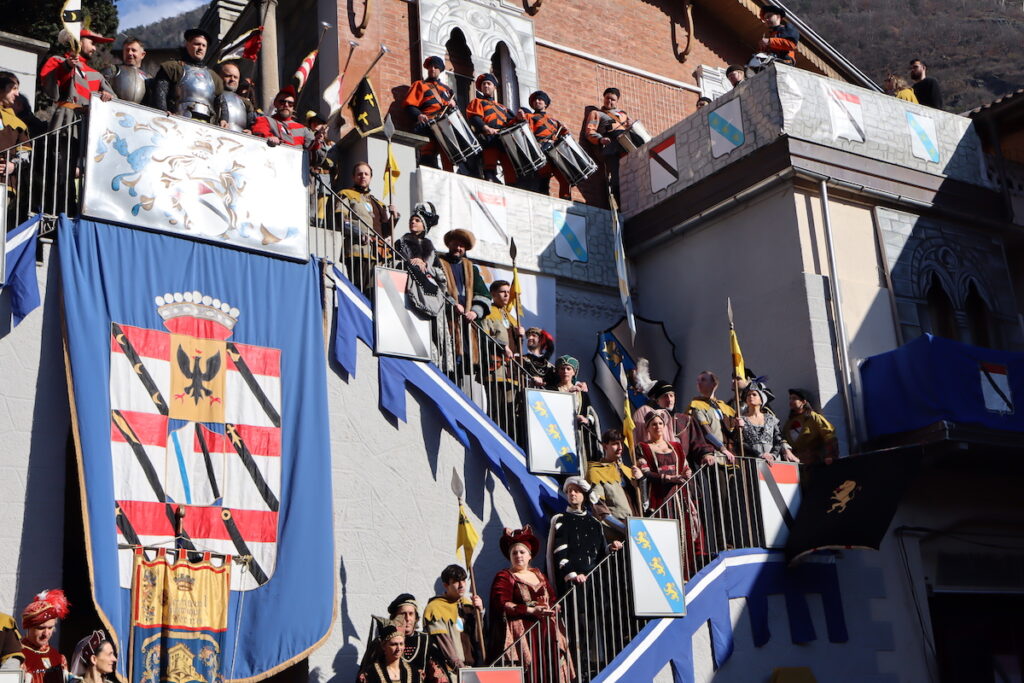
[649,135,678,194]
[109,291,281,591]
[757,461,801,548]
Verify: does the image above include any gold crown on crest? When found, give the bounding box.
[155,291,240,331]
[173,574,196,592]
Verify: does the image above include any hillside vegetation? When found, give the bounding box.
[118,4,209,50]
[786,0,1024,111]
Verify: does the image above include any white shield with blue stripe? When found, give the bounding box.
[628,516,686,616]
[553,209,588,263]
[708,98,746,158]
[906,111,940,163]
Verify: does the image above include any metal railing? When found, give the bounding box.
[491,455,773,682]
[1,121,81,234]
[311,178,603,461]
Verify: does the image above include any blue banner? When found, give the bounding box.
[3,215,41,325]
[60,217,333,681]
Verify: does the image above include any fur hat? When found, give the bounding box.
[443,228,475,250]
[499,525,540,558]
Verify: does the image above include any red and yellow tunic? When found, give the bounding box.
[40,53,112,106]
[251,115,316,149]
[20,641,67,683]
[403,79,454,119]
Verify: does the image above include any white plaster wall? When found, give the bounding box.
[0,242,70,624]
[630,185,832,426]
[302,301,539,682]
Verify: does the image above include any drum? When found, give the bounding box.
[547,132,598,187]
[497,122,547,177]
[427,106,482,164]
[617,120,652,154]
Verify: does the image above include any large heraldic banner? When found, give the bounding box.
[59,217,334,682]
[82,97,309,260]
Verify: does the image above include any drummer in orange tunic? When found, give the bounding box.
[519,90,570,199]
[404,56,457,171]
[19,589,70,683]
[585,87,632,201]
[465,73,516,185]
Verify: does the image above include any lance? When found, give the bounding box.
[727,297,745,458]
[509,237,524,357]
[450,468,487,663]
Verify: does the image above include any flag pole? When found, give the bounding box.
[728,297,745,458]
[294,22,333,95]
[451,468,486,662]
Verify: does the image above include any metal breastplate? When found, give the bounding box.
[217,91,248,131]
[109,65,149,103]
[174,63,216,120]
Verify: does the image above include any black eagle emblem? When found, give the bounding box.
[176,345,222,405]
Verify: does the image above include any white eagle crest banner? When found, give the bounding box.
[83,97,309,259]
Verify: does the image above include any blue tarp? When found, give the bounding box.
[860,334,1024,439]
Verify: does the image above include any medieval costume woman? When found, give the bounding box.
[357,624,421,683]
[489,527,573,683]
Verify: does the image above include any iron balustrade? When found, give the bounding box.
[312,178,608,460]
[491,455,775,682]
[1,121,81,235]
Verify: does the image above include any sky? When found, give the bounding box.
[118,0,208,31]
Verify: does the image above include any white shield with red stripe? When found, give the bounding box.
[649,135,679,194]
[822,85,866,143]
[757,461,801,548]
[109,291,281,591]
[980,362,1013,414]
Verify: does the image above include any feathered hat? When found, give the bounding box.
[22,589,70,630]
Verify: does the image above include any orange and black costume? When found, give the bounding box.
[403,58,457,169]
[764,22,799,65]
[465,74,516,184]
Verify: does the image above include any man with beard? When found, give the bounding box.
[152,28,223,121]
[40,28,115,129]
[103,37,150,104]
[336,161,398,293]
[251,86,316,148]
[216,61,255,133]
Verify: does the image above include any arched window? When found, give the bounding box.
[925,273,958,340]
[445,29,474,110]
[964,281,996,348]
[490,41,520,111]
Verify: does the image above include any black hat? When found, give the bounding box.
[726,64,746,75]
[475,73,499,90]
[387,593,418,618]
[647,380,675,400]
[762,5,787,17]
[529,90,551,106]
[184,28,212,43]
[411,202,439,228]
[423,56,445,70]
[788,388,814,404]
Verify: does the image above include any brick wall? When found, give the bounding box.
[330,0,758,204]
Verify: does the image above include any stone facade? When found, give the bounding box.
[620,63,993,219]
[417,166,617,288]
[876,207,1023,349]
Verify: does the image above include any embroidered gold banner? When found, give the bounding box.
[132,550,231,631]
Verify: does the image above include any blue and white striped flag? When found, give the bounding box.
[3,215,41,326]
[610,197,636,341]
